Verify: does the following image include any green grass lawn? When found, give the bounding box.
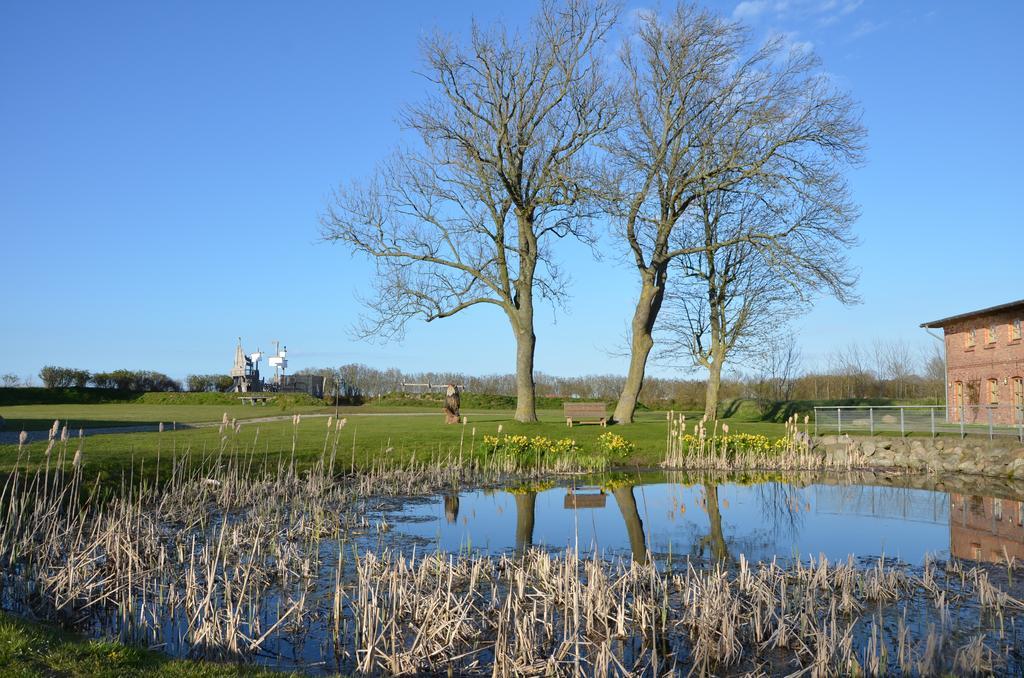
[0,612,308,677]
[0,403,789,477]
[0,403,331,431]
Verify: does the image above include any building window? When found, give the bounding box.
[988,379,999,405]
[994,498,1003,521]
[1013,318,1023,341]
[953,381,963,414]
[988,324,998,344]
[966,328,976,348]
[1019,501,1024,526]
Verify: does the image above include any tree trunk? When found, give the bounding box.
[703,356,723,420]
[613,271,665,424]
[514,324,538,423]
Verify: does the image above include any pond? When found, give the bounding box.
[4,466,1024,675]
[389,473,1024,567]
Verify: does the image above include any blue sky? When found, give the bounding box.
[1,1,1021,383]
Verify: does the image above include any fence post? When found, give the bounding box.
[837,408,842,435]
[869,407,874,436]
[988,407,993,440]
[900,407,905,438]
[931,407,936,438]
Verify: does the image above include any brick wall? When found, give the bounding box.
[943,309,1024,424]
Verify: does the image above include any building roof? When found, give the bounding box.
[920,299,1024,328]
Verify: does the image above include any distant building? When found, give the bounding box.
[229,339,324,398]
[230,339,264,393]
[279,373,325,398]
[922,300,1024,425]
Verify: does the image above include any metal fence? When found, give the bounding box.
[813,404,1024,441]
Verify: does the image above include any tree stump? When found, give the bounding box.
[443,384,461,424]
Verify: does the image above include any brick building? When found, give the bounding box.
[949,493,1024,563]
[922,299,1024,425]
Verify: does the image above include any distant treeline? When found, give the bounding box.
[38,366,181,392]
[296,346,945,409]
[31,336,945,409]
[185,374,235,393]
[35,367,240,394]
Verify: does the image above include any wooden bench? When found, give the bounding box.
[563,402,607,427]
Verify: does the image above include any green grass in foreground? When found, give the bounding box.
[0,612,308,677]
[0,405,789,479]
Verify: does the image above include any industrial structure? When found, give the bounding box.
[229,339,325,398]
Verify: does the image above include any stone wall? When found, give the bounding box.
[814,435,1024,479]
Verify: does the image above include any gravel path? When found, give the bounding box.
[0,411,441,445]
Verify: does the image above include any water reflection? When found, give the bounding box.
[950,493,1024,563]
[393,474,1024,566]
[513,491,536,555]
[610,485,647,564]
[444,493,459,523]
[697,485,729,563]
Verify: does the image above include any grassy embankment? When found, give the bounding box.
[0,612,304,677]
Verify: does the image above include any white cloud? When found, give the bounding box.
[791,38,815,54]
[771,30,815,55]
[736,0,863,27]
[849,19,885,39]
[733,0,770,21]
[840,0,863,15]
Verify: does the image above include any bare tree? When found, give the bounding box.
[827,343,871,399]
[660,182,852,419]
[920,341,945,402]
[602,4,864,422]
[751,335,803,406]
[872,339,915,399]
[322,0,617,422]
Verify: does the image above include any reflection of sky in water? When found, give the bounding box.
[391,482,959,565]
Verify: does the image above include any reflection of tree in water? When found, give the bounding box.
[696,481,806,565]
[504,479,806,564]
[444,494,460,524]
[755,482,805,543]
[513,491,536,555]
[610,486,648,564]
[697,485,729,562]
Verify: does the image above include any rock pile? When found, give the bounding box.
[814,435,1024,478]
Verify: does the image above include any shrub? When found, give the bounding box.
[91,370,180,392]
[39,366,91,389]
[186,374,235,393]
